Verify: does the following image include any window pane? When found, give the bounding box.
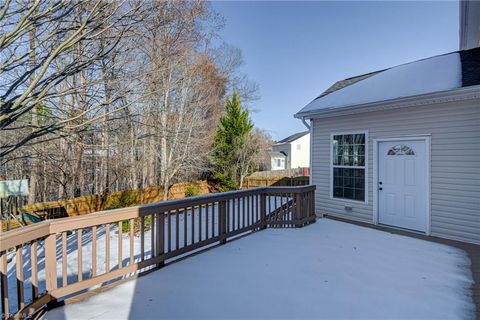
[334,187,343,198]
[354,134,365,144]
[332,134,365,167]
[332,168,365,201]
[354,189,365,201]
[344,188,354,199]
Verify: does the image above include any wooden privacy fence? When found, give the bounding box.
[0,185,315,319]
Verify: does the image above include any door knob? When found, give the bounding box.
[379,181,383,185]
[379,187,383,191]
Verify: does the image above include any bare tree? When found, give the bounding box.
[0,0,136,158]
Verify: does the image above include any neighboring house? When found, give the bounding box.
[295,46,480,243]
[270,151,287,170]
[270,131,310,170]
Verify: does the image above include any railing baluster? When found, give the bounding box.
[92,226,97,277]
[129,219,134,265]
[150,214,155,258]
[247,196,250,227]
[243,196,246,228]
[140,216,145,261]
[118,222,122,270]
[191,206,195,244]
[183,208,187,247]
[16,245,24,310]
[254,195,258,223]
[175,209,180,250]
[106,223,111,272]
[167,211,171,252]
[1,251,9,317]
[199,205,202,242]
[155,213,161,262]
[77,229,83,281]
[237,197,241,229]
[212,202,215,237]
[62,232,67,287]
[226,201,230,233]
[206,204,209,239]
[31,241,38,299]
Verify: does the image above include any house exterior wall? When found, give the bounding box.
[290,134,310,168]
[272,144,291,168]
[311,98,480,244]
[271,156,286,170]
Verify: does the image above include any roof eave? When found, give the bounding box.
[294,85,480,120]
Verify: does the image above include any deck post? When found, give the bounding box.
[219,201,227,244]
[294,193,302,228]
[156,213,165,268]
[311,190,316,221]
[260,193,267,229]
[45,233,58,308]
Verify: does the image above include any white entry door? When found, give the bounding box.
[378,140,427,232]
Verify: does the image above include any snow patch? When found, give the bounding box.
[46,219,475,319]
[298,52,462,114]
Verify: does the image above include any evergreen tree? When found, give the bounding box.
[212,92,256,191]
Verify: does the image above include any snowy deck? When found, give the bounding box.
[45,219,475,319]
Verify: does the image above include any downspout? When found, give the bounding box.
[299,117,313,184]
[301,117,310,130]
[298,115,316,215]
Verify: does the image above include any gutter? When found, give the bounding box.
[301,117,310,129]
[294,85,480,120]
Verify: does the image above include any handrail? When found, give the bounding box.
[0,185,316,319]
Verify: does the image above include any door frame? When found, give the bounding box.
[372,135,431,235]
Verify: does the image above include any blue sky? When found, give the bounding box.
[211,1,459,140]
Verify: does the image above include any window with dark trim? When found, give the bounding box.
[332,134,366,201]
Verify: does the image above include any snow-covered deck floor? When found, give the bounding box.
[46,219,475,319]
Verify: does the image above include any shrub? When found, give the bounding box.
[185,184,201,197]
[105,191,138,210]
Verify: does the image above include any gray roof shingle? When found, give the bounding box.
[296,47,480,118]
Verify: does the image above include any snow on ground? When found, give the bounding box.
[45,219,475,319]
[3,197,284,313]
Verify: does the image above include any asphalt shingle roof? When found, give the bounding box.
[275,131,309,144]
[296,47,480,118]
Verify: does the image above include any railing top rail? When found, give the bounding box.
[0,185,316,251]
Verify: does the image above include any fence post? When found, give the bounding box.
[260,193,267,229]
[219,201,227,244]
[45,233,58,294]
[156,213,165,268]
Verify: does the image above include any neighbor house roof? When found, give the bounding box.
[269,151,286,158]
[295,47,480,118]
[275,131,309,144]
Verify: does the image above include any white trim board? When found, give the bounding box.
[372,135,431,235]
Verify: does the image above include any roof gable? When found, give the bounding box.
[296,47,480,118]
[276,131,309,144]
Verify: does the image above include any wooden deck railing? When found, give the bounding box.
[0,185,315,319]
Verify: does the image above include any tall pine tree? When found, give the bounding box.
[212,92,256,191]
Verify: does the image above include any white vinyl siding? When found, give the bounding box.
[311,98,480,244]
